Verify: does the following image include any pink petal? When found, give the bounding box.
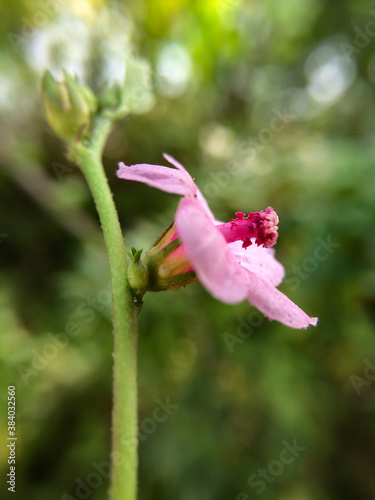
[195,187,216,222]
[162,153,188,173]
[117,162,196,197]
[163,153,216,221]
[245,271,318,328]
[228,241,285,286]
[175,197,249,304]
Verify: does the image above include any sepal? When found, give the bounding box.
[42,70,97,143]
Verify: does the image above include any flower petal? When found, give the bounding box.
[175,197,248,303]
[162,153,188,173]
[245,271,318,328]
[117,161,196,196]
[229,241,285,286]
[163,153,215,221]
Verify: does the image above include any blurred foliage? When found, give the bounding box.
[1,0,375,499]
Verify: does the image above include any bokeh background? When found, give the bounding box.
[1,0,375,499]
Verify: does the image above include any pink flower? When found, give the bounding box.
[117,154,317,329]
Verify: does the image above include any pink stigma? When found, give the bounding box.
[217,207,279,249]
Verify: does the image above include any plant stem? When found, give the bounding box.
[71,116,138,500]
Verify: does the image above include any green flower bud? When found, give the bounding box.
[42,70,97,143]
[127,248,149,299]
[99,83,129,121]
[98,56,154,121]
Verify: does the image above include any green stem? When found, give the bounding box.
[71,116,138,500]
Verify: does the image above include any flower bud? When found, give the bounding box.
[128,261,149,296]
[99,83,129,121]
[98,55,154,120]
[42,70,97,143]
[127,249,149,298]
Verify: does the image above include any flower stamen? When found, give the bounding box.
[217,207,279,249]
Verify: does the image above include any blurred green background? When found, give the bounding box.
[1,0,375,499]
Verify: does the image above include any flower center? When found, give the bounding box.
[217,207,279,249]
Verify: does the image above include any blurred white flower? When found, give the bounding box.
[157,43,192,96]
[24,7,133,85]
[25,15,91,79]
[305,42,357,105]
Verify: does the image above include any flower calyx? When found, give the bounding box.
[143,222,197,293]
[42,69,97,143]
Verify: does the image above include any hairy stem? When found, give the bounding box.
[71,116,138,500]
